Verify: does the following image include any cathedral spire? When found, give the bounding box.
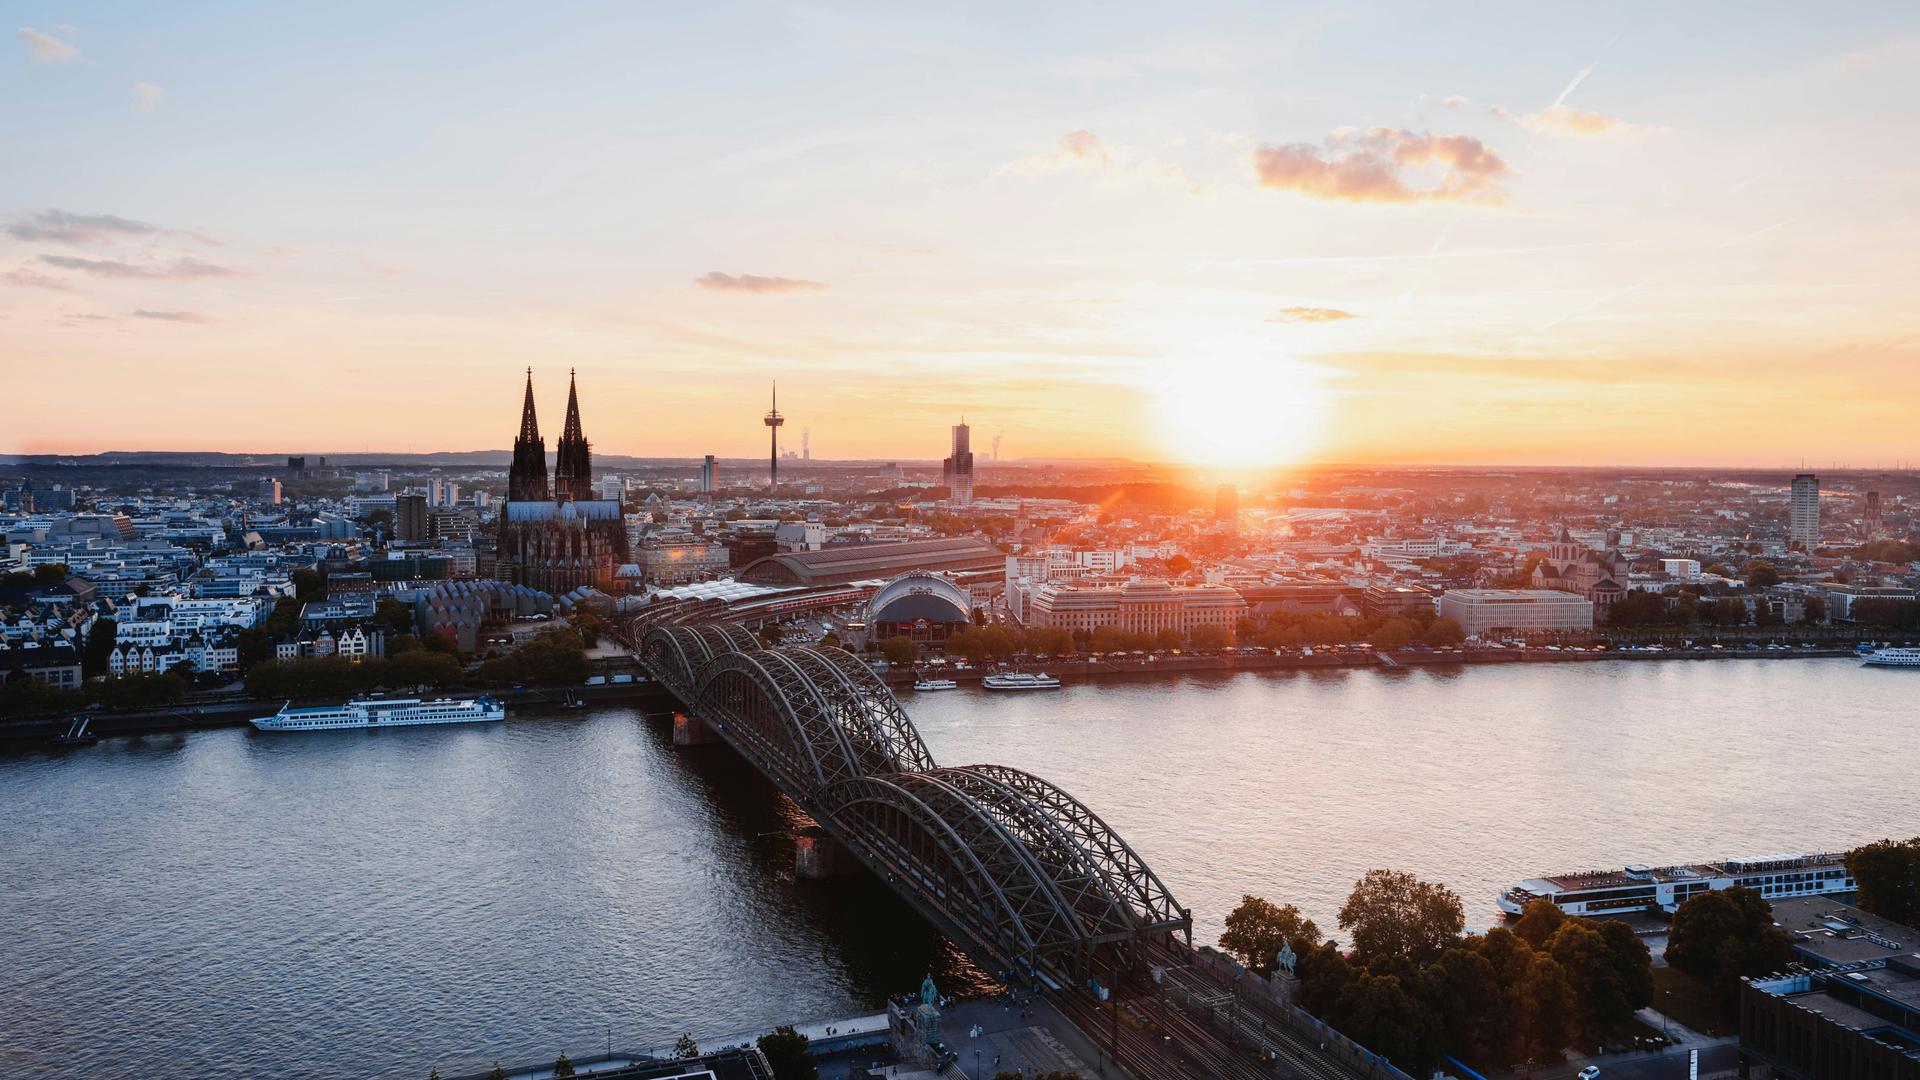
[508,368,551,502]
[553,367,594,502]
[518,367,542,443]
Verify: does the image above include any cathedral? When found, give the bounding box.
[1532,525,1629,615]
[496,370,629,594]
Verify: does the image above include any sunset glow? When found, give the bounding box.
[4,4,1918,466]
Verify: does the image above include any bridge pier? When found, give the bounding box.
[671,711,718,746]
[794,827,862,879]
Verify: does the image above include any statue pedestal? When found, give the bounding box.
[1272,971,1300,1006]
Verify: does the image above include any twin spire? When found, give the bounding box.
[509,368,593,503]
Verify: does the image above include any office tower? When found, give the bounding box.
[1215,484,1238,524]
[395,493,429,542]
[763,383,784,493]
[802,429,810,461]
[943,419,975,506]
[700,454,718,494]
[259,478,281,505]
[1789,473,1820,548]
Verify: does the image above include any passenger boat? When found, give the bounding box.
[912,677,959,691]
[1497,852,1855,918]
[1859,647,1920,668]
[252,695,506,732]
[982,672,1062,691]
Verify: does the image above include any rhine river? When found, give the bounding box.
[3,658,1915,1077]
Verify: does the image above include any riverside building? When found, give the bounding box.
[1014,577,1246,638]
[1436,588,1594,637]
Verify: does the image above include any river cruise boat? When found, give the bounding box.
[1497,852,1855,918]
[1860,647,1920,668]
[253,695,506,732]
[982,672,1062,691]
[912,677,959,691]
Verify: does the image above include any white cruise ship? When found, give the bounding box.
[982,672,1062,691]
[1497,852,1855,918]
[253,695,506,732]
[913,677,959,691]
[1860,647,1920,668]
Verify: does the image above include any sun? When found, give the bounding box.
[1151,350,1334,467]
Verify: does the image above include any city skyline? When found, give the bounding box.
[5,3,1919,466]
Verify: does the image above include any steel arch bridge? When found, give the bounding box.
[635,621,1190,985]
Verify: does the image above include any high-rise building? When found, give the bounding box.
[699,454,718,495]
[943,419,975,506]
[395,493,429,542]
[1214,484,1238,525]
[763,383,785,493]
[1790,473,1820,548]
[802,429,810,461]
[259,478,281,505]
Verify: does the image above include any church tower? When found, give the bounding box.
[507,368,550,501]
[552,368,594,502]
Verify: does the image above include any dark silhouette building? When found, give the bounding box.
[497,371,628,593]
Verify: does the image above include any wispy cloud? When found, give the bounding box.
[4,267,74,290]
[132,82,165,112]
[8,209,162,244]
[1252,127,1510,204]
[17,26,77,62]
[1269,306,1357,323]
[1441,95,1469,108]
[995,129,1114,177]
[1521,103,1655,137]
[133,309,213,323]
[694,271,827,293]
[39,254,239,280]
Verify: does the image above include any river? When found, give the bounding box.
[2,658,1914,1077]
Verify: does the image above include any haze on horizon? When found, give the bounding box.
[4,2,1917,469]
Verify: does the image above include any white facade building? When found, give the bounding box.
[1437,589,1594,636]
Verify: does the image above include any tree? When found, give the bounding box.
[1846,837,1920,925]
[1665,887,1793,1007]
[264,596,303,641]
[485,1065,507,1080]
[1511,898,1566,950]
[1189,624,1231,651]
[1595,918,1654,1018]
[755,1025,818,1080]
[1294,939,1357,1020]
[81,616,119,677]
[1339,972,1443,1070]
[880,635,918,666]
[1153,628,1184,652]
[1423,617,1466,646]
[672,1033,699,1059]
[1800,595,1828,625]
[552,1052,576,1077]
[372,597,414,635]
[1546,920,1634,1026]
[291,567,328,600]
[1519,954,1581,1059]
[1218,894,1322,975]
[1745,560,1781,587]
[1337,869,1465,973]
[1418,944,1502,1062]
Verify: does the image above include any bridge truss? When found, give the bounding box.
[635,621,1190,986]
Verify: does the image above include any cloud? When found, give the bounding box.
[1520,103,1654,137]
[4,267,74,290]
[1441,95,1469,108]
[38,254,238,280]
[132,309,212,323]
[7,209,164,244]
[1251,127,1510,204]
[18,26,77,62]
[1269,306,1357,323]
[694,271,827,293]
[995,129,1115,177]
[132,82,165,112]
[1060,129,1110,164]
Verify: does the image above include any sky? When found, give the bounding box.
[4,1,1918,467]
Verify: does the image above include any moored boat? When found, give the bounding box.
[1860,647,1920,668]
[982,672,1062,691]
[252,695,506,732]
[913,677,959,691]
[1497,852,1854,918]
